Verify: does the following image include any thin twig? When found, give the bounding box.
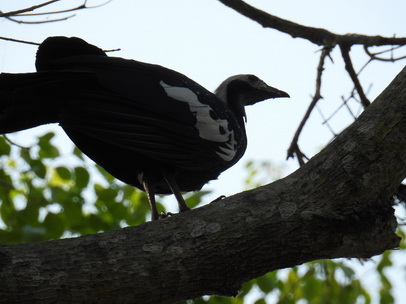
[321,93,357,127]
[3,135,30,150]
[0,0,112,25]
[0,0,60,18]
[0,36,40,45]
[103,48,121,53]
[4,15,75,24]
[7,0,112,17]
[341,95,357,120]
[315,105,337,137]
[287,46,332,165]
[364,45,406,62]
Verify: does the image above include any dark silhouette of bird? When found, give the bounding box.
[0,37,289,221]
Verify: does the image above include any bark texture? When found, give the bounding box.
[0,66,406,304]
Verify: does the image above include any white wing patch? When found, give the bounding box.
[160,81,237,161]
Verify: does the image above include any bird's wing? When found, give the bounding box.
[56,56,243,171]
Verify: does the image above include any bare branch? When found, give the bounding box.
[0,0,112,25]
[0,0,60,18]
[287,46,332,164]
[364,45,406,62]
[218,0,406,47]
[340,94,358,120]
[3,135,30,150]
[4,14,75,24]
[218,0,406,164]
[316,105,338,137]
[0,36,40,46]
[12,0,112,17]
[340,45,371,108]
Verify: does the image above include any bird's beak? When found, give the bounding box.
[244,85,289,107]
[262,85,290,100]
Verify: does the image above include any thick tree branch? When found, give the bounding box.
[0,66,405,303]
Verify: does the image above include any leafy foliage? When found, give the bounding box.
[0,132,151,243]
[0,133,404,303]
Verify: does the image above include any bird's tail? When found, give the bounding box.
[0,70,97,134]
[0,36,106,135]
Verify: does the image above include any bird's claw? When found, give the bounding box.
[158,211,174,219]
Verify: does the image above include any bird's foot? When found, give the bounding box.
[158,211,174,220]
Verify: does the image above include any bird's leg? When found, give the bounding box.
[138,174,160,221]
[162,170,190,213]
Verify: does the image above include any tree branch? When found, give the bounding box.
[0,37,40,46]
[217,0,406,47]
[218,0,406,165]
[0,0,60,18]
[0,0,112,25]
[364,45,406,62]
[287,46,332,164]
[340,45,371,108]
[1,66,406,304]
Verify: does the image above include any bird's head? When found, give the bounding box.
[215,74,289,122]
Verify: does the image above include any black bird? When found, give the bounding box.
[0,37,289,221]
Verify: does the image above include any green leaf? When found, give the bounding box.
[341,264,356,280]
[62,201,84,229]
[38,132,59,159]
[73,146,84,160]
[302,276,322,301]
[21,204,40,226]
[380,289,394,304]
[43,212,65,239]
[256,273,276,293]
[31,159,47,179]
[185,190,210,208]
[0,136,11,155]
[1,199,14,225]
[56,166,71,180]
[377,251,393,273]
[22,225,46,242]
[109,202,127,220]
[28,186,51,208]
[88,213,110,232]
[94,184,118,201]
[51,186,71,203]
[74,166,90,189]
[20,147,32,163]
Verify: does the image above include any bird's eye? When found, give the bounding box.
[248,75,259,82]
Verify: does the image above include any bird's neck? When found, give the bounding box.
[219,84,248,125]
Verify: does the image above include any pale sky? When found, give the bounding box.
[1,1,405,302]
